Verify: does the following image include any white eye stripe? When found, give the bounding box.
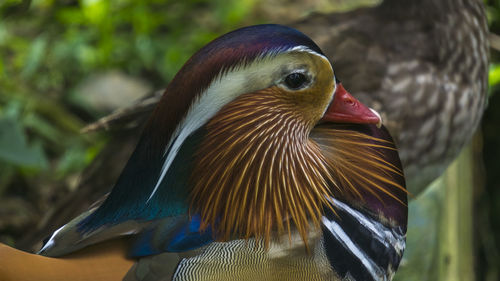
[288,45,328,61]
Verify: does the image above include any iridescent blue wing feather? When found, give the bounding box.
[130,214,213,257]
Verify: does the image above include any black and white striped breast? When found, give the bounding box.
[322,198,406,281]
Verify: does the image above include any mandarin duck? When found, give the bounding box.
[17,0,485,249]
[0,24,407,281]
[69,0,488,199]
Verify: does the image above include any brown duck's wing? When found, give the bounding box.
[0,239,133,281]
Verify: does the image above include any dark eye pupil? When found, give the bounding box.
[285,73,307,89]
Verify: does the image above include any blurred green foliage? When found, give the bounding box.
[488,0,500,95]
[0,0,258,195]
[489,64,500,90]
[487,0,500,91]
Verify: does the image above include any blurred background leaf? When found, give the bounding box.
[0,117,47,168]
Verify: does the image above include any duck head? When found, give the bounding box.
[76,24,404,249]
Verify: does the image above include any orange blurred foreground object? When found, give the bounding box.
[0,239,134,281]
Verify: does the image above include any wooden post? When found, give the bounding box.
[438,140,477,281]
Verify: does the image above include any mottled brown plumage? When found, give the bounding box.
[294,0,489,193]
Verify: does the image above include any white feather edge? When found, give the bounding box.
[39,207,147,256]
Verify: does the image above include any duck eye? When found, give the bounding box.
[284,73,308,89]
